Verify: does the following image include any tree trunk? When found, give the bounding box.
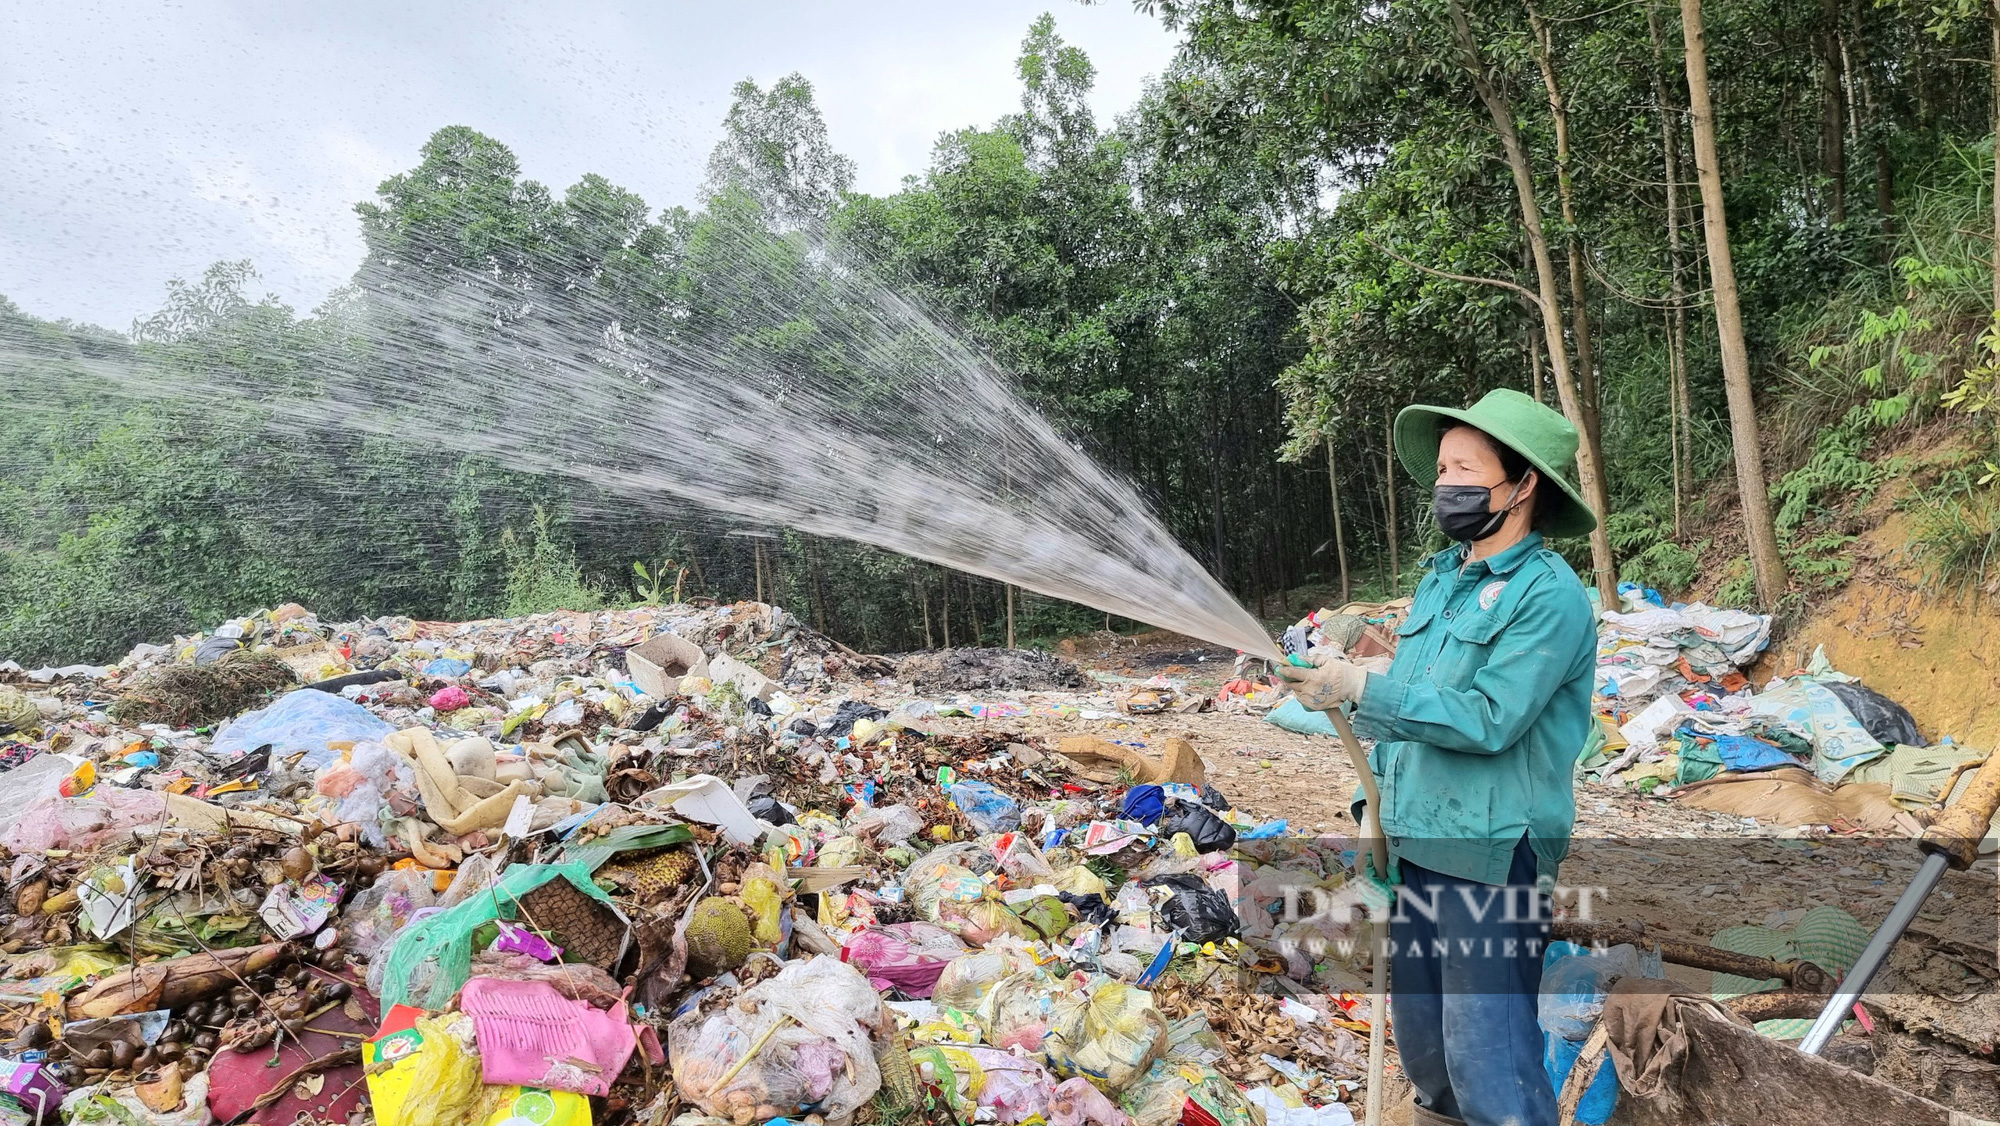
[1528,5,1610,463]
[1529,321,1546,404]
[1006,584,1016,649]
[753,539,765,604]
[1448,0,1618,605]
[1383,408,1400,598]
[807,538,828,633]
[917,574,933,648]
[1327,436,1352,604]
[1682,0,1789,605]
[1650,1,1693,538]
[941,569,952,649]
[1819,0,1848,223]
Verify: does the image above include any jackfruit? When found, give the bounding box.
[612,848,699,902]
[685,896,753,977]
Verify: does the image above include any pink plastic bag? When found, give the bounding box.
[2,789,167,852]
[459,977,638,1096]
[841,922,967,998]
[967,1048,1058,1125]
[1052,1076,1131,1126]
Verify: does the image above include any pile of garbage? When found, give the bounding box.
[0,601,1379,1126]
[1583,584,1990,837]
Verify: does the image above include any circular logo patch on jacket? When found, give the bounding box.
[1479,580,1508,610]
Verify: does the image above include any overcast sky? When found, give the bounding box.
[2,1,1179,331]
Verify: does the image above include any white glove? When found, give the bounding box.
[1275,654,1368,713]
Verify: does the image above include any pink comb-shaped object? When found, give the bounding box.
[460,977,638,1096]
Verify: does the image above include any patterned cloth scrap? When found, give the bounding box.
[1708,905,1868,1040]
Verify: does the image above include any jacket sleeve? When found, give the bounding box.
[1352,575,1590,755]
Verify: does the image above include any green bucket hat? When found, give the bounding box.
[1393,387,1598,538]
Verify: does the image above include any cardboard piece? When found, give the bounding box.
[625,632,708,700]
[1057,736,1206,788]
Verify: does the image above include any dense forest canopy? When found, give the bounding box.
[8,2,2000,663]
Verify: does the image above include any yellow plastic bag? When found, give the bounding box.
[1043,981,1169,1093]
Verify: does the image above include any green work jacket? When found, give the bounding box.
[1351,532,1596,885]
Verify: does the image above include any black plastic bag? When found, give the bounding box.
[1148,874,1240,943]
[1822,681,1924,747]
[822,700,888,738]
[1158,800,1236,854]
[748,795,797,826]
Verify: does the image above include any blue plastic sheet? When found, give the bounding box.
[947,780,1020,833]
[208,688,398,767]
[422,657,472,678]
[1262,697,1342,738]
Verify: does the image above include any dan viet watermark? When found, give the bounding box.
[1216,835,1997,996]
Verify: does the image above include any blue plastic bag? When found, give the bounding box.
[1538,940,1665,1124]
[1544,1031,1619,1124]
[1121,784,1166,825]
[209,688,398,768]
[947,780,1020,834]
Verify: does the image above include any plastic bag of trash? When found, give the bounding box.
[850,802,926,845]
[1043,981,1169,1093]
[966,1046,1059,1124]
[1537,941,1662,1040]
[671,956,887,1126]
[1053,1074,1132,1126]
[932,939,1048,1012]
[940,897,1035,945]
[978,970,1072,1052]
[3,787,167,853]
[1120,785,1166,826]
[842,922,968,997]
[1821,680,1924,747]
[1157,801,1236,854]
[210,688,397,767]
[993,831,1057,880]
[315,740,414,847]
[908,843,991,920]
[345,868,439,967]
[950,780,1022,833]
[1015,896,1076,941]
[911,1044,1060,1125]
[1119,1060,1259,1126]
[1148,875,1240,944]
[379,862,618,1009]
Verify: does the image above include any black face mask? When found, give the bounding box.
[1434,478,1526,543]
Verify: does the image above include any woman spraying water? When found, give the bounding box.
[1279,389,1599,1126]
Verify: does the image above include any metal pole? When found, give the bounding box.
[1797,851,1947,1055]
